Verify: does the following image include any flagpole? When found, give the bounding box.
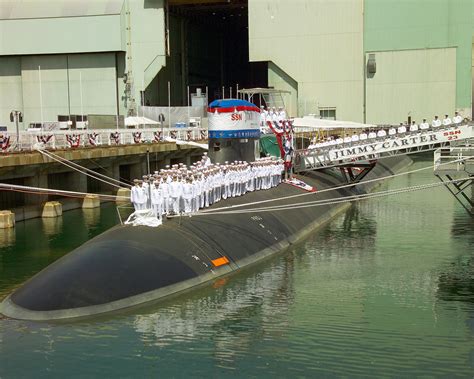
[39,65,44,131]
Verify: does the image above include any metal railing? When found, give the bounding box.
[433,144,474,173]
[0,127,209,152]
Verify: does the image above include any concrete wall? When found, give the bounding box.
[365,48,456,125]
[364,0,473,116]
[249,0,365,121]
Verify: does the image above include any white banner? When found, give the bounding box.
[328,125,473,161]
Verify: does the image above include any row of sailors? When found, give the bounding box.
[130,157,284,220]
[260,106,287,125]
[308,112,465,150]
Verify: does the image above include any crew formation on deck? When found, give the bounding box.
[308,112,466,150]
[130,153,284,219]
[259,106,287,126]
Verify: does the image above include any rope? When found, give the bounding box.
[37,149,129,189]
[0,182,129,201]
[181,178,468,217]
[198,155,474,214]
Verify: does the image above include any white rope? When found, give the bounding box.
[199,155,474,214]
[38,148,131,188]
[0,182,129,201]
[37,149,127,189]
[184,178,468,216]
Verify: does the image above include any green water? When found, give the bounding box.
[0,159,473,377]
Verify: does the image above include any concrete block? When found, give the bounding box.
[116,188,131,204]
[42,201,63,218]
[0,210,15,229]
[82,195,100,209]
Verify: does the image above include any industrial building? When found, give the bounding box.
[0,0,473,131]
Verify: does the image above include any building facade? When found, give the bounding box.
[1,0,473,130]
[249,0,474,124]
[0,0,166,130]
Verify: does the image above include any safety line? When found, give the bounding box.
[198,155,473,214]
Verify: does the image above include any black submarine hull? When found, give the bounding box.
[0,156,412,320]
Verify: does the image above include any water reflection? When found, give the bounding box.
[82,208,101,229]
[0,228,15,248]
[316,205,377,256]
[42,217,63,236]
[133,254,295,368]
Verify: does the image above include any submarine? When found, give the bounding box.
[0,99,412,321]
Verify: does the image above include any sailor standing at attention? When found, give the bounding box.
[453,111,463,125]
[130,179,140,211]
[160,174,170,215]
[260,105,266,127]
[151,181,164,221]
[135,180,148,210]
[442,114,452,127]
[397,123,407,135]
[420,119,430,130]
[409,121,418,133]
[169,175,183,215]
[202,152,211,167]
[278,106,287,121]
[182,177,194,215]
[432,115,442,128]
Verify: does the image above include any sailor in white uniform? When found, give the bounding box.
[160,174,170,215]
[182,177,194,214]
[130,179,140,211]
[134,180,148,210]
[377,128,387,138]
[419,119,430,130]
[397,123,407,135]
[151,181,164,221]
[202,152,211,167]
[260,105,266,127]
[168,175,183,215]
[368,130,377,139]
[388,127,397,137]
[409,121,418,133]
[442,114,452,127]
[453,111,463,125]
[432,116,442,128]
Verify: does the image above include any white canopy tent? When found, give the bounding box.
[292,117,375,130]
[125,116,160,127]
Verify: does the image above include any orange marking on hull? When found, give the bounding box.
[211,256,230,267]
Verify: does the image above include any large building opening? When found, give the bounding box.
[148,0,267,106]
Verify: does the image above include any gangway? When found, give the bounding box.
[433,144,474,215]
[296,123,473,172]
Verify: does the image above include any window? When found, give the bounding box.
[320,108,336,120]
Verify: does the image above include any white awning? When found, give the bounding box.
[125,116,160,126]
[293,117,375,129]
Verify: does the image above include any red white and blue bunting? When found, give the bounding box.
[66,134,81,148]
[88,132,99,146]
[132,132,142,144]
[109,132,120,145]
[153,131,162,142]
[0,134,11,152]
[37,134,54,145]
